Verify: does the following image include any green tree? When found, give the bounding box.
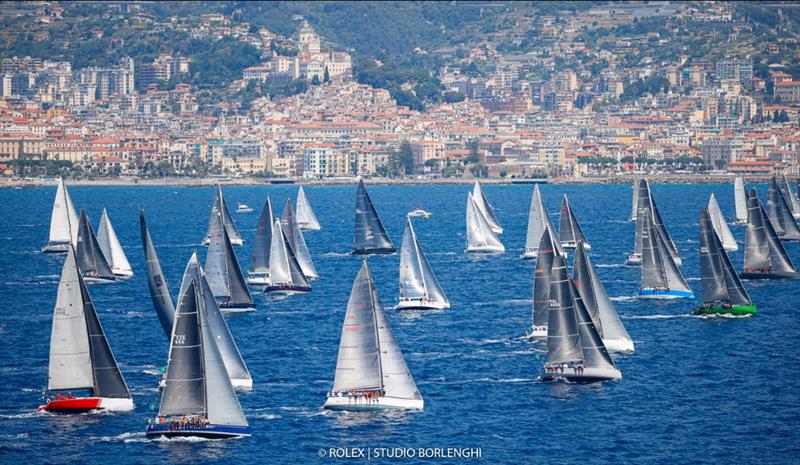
[323,66,330,83]
[397,141,415,175]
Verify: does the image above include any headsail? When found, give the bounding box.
[249,197,273,276]
[352,180,395,254]
[75,209,115,282]
[699,208,751,306]
[734,177,748,224]
[398,217,448,306]
[282,199,318,278]
[466,192,505,252]
[97,208,133,276]
[707,194,738,251]
[569,278,615,369]
[139,211,175,338]
[296,186,321,230]
[472,182,503,233]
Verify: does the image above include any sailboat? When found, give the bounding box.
[638,210,694,299]
[466,192,505,253]
[202,184,243,246]
[741,188,798,279]
[707,193,738,251]
[395,216,449,310]
[626,179,682,267]
[247,197,273,286]
[529,227,557,339]
[264,220,311,294]
[140,211,175,338]
[472,181,503,234]
[767,177,800,241]
[204,212,254,311]
[324,260,423,411]
[38,247,133,413]
[573,241,634,352]
[179,254,252,388]
[734,177,748,225]
[75,210,116,284]
[146,264,251,439]
[282,199,318,279]
[541,253,621,383]
[97,209,133,278]
[558,194,590,250]
[296,186,321,231]
[521,184,563,259]
[43,177,79,253]
[629,179,639,222]
[694,208,756,317]
[779,174,800,219]
[352,180,396,255]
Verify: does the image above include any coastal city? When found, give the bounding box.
[0,1,797,183]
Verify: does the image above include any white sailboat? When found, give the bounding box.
[296,186,321,230]
[282,199,318,279]
[395,216,449,311]
[264,220,311,294]
[38,247,134,413]
[521,184,563,259]
[146,262,251,439]
[466,192,504,253]
[707,194,738,251]
[325,260,423,411]
[97,208,133,278]
[734,177,748,225]
[638,210,694,299]
[472,182,503,234]
[43,177,79,253]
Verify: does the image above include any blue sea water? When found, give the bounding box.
[0,182,798,465]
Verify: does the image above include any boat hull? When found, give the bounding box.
[264,284,311,295]
[246,274,269,286]
[526,325,547,339]
[39,396,134,413]
[217,301,257,312]
[145,423,251,439]
[42,242,71,253]
[298,224,320,231]
[624,253,641,266]
[394,299,450,311]
[112,269,134,279]
[520,249,538,259]
[693,304,757,317]
[351,247,397,256]
[323,395,423,412]
[603,338,635,353]
[542,366,622,384]
[82,275,116,285]
[740,271,799,279]
[638,288,694,299]
[466,245,505,254]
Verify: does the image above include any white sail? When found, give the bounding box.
[48,248,94,391]
[522,185,563,258]
[268,220,292,284]
[707,194,738,251]
[466,192,504,253]
[734,177,747,224]
[46,177,79,247]
[629,179,639,222]
[374,281,422,401]
[97,209,133,276]
[398,217,448,308]
[296,186,321,230]
[472,182,503,233]
[282,199,318,279]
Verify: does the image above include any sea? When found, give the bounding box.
[0,182,798,464]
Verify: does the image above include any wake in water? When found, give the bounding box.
[320,252,351,258]
[595,263,625,268]
[623,314,696,320]
[610,295,638,302]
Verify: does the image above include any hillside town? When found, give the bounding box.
[0,2,798,182]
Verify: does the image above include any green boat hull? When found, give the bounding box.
[693,305,757,316]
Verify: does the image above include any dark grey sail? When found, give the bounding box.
[205,212,253,309]
[140,211,175,338]
[283,224,311,288]
[633,180,679,262]
[569,279,615,369]
[248,197,273,276]
[743,188,797,278]
[768,177,800,240]
[532,227,557,328]
[352,180,395,255]
[699,208,751,306]
[546,253,582,364]
[632,179,652,257]
[159,280,205,418]
[204,184,242,245]
[80,274,131,398]
[75,209,115,282]
[572,242,601,335]
[558,194,588,248]
[640,210,668,290]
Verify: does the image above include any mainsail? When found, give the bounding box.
[734,177,748,224]
[767,177,800,241]
[398,217,448,306]
[546,253,582,364]
[249,197,274,277]
[632,180,680,263]
[204,212,253,309]
[352,180,395,254]
[522,185,562,257]
[139,211,175,338]
[75,209,115,282]
[743,189,797,277]
[532,228,556,329]
[466,192,504,252]
[699,208,752,306]
[707,193,738,251]
[46,177,79,249]
[267,220,310,288]
[296,186,321,230]
[558,194,589,249]
[472,181,503,234]
[204,184,242,246]
[97,208,133,276]
[569,278,615,370]
[282,199,318,278]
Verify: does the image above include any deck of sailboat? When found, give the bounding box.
[42,242,71,253]
[263,284,311,295]
[351,247,397,256]
[541,366,622,384]
[637,288,694,299]
[394,299,449,311]
[323,394,423,411]
[145,423,252,439]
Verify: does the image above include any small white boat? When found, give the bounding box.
[408,209,431,219]
[236,203,253,213]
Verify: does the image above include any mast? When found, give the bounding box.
[296,186,321,230]
[249,197,273,276]
[139,210,175,338]
[282,198,318,278]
